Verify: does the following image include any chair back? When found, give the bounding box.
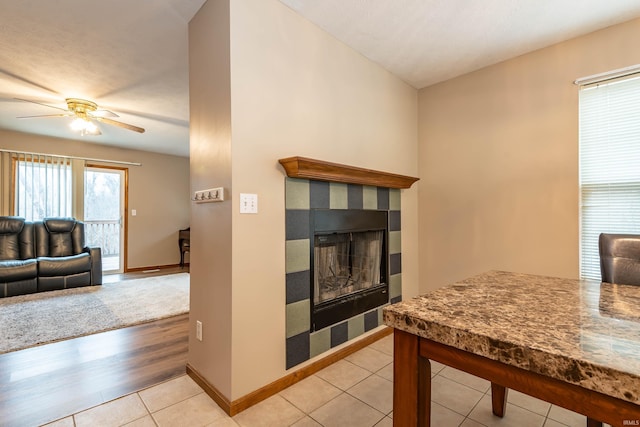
[0,216,35,260]
[35,217,86,257]
[599,233,640,286]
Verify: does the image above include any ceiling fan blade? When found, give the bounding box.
[91,109,119,118]
[17,113,73,119]
[14,97,69,112]
[96,117,145,133]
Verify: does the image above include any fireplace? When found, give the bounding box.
[282,158,418,369]
[311,209,389,331]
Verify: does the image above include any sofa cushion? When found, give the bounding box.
[0,259,38,282]
[0,217,26,260]
[45,218,77,257]
[48,233,74,257]
[43,218,76,233]
[0,217,25,234]
[38,272,91,292]
[37,253,91,276]
[5,278,38,297]
[0,235,20,261]
[36,218,85,257]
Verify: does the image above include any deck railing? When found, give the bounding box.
[84,220,120,256]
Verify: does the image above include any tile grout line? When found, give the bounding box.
[133,390,158,427]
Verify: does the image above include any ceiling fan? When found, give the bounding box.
[15,97,145,135]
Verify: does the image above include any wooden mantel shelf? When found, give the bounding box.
[278,156,419,189]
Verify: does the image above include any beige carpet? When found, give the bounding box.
[0,273,189,354]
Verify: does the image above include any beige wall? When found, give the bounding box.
[189,0,419,400]
[418,18,640,290]
[0,129,190,269]
[188,0,234,399]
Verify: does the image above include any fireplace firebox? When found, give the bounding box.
[310,209,389,331]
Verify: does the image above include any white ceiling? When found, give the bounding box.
[0,0,205,157]
[281,0,640,88]
[1,1,640,157]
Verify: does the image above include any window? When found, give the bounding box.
[14,154,72,221]
[579,74,640,280]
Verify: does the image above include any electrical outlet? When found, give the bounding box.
[196,320,203,341]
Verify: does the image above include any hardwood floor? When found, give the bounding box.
[0,270,189,427]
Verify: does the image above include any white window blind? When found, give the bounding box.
[579,75,640,280]
[13,152,72,221]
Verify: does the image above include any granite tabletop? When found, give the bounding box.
[383,270,640,405]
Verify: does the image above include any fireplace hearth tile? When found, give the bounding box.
[286,178,310,210]
[347,315,365,340]
[364,310,379,332]
[286,210,310,240]
[377,187,390,210]
[389,210,401,231]
[389,231,401,254]
[329,183,348,209]
[363,186,378,210]
[390,253,402,275]
[285,239,310,273]
[347,184,363,209]
[286,271,310,304]
[390,274,402,300]
[330,322,348,347]
[310,328,331,358]
[310,180,330,209]
[286,332,310,369]
[286,300,311,339]
[389,189,400,211]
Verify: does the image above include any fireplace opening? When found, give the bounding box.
[311,209,388,332]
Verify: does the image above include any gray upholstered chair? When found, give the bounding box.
[593,233,640,427]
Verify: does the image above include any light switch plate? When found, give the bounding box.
[240,193,258,214]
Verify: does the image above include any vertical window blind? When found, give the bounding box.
[13,152,72,221]
[579,74,640,280]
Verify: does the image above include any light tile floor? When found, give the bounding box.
[43,334,604,427]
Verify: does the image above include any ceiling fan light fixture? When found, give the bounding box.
[16,97,142,134]
[70,117,99,136]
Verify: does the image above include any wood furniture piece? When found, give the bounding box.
[178,227,190,267]
[383,271,640,427]
[278,156,419,189]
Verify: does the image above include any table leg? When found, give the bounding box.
[586,418,603,427]
[418,355,431,426]
[491,382,508,417]
[393,330,430,426]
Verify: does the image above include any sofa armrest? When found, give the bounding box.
[85,247,103,285]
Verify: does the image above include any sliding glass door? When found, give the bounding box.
[84,167,126,273]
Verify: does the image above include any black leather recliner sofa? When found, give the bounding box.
[0,216,102,298]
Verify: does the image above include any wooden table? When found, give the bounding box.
[383,271,640,427]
